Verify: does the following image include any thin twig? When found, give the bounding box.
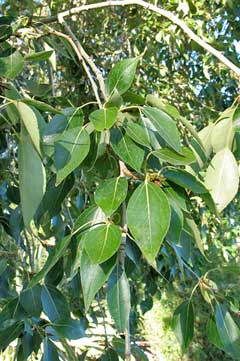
[57,14,106,104]
[48,27,102,107]
[38,0,240,77]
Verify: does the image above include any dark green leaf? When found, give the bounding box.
[110,127,144,172]
[20,285,42,318]
[123,119,151,149]
[49,318,85,340]
[107,265,130,332]
[126,181,170,264]
[80,249,116,311]
[0,322,23,350]
[162,169,208,194]
[153,147,195,165]
[142,106,182,154]
[99,348,119,360]
[42,338,59,361]
[172,301,194,353]
[207,317,224,350]
[41,284,70,322]
[21,98,62,114]
[27,234,72,289]
[106,57,139,96]
[215,303,240,359]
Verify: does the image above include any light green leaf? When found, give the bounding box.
[106,57,139,96]
[211,118,234,153]
[0,51,24,79]
[110,127,145,172]
[19,126,46,229]
[153,147,195,165]
[55,126,90,185]
[89,107,118,131]
[80,250,116,312]
[126,181,170,263]
[215,303,240,359]
[142,106,182,154]
[205,148,239,212]
[25,50,53,62]
[94,177,128,216]
[84,224,121,264]
[172,301,194,353]
[16,101,42,155]
[73,205,107,236]
[107,265,130,332]
[198,123,214,157]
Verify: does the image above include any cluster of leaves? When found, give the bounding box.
[0,1,240,360]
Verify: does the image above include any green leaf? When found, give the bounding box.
[211,117,234,153]
[215,303,240,359]
[73,205,107,235]
[142,106,182,154]
[41,284,70,322]
[84,224,122,264]
[146,94,180,118]
[42,338,59,361]
[110,127,145,172]
[205,148,239,212]
[37,174,74,219]
[106,57,139,96]
[183,212,204,256]
[166,202,183,243]
[19,126,46,229]
[20,285,42,318]
[25,50,53,62]
[63,107,84,129]
[100,348,119,360]
[112,337,149,360]
[89,107,118,131]
[0,322,23,350]
[94,177,128,216]
[153,147,195,165]
[123,118,151,149]
[27,234,72,289]
[0,298,27,327]
[172,301,194,353]
[107,265,130,332]
[162,169,208,194]
[80,249,116,312]
[126,181,170,263]
[16,102,43,155]
[55,126,90,185]
[207,317,224,350]
[21,98,61,114]
[0,51,24,79]
[198,123,214,157]
[48,318,85,340]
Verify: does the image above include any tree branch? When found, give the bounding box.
[38,0,240,77]
[48,27,102,107]
[58,14,107,101]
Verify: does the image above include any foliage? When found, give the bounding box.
[0,0,239,360]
